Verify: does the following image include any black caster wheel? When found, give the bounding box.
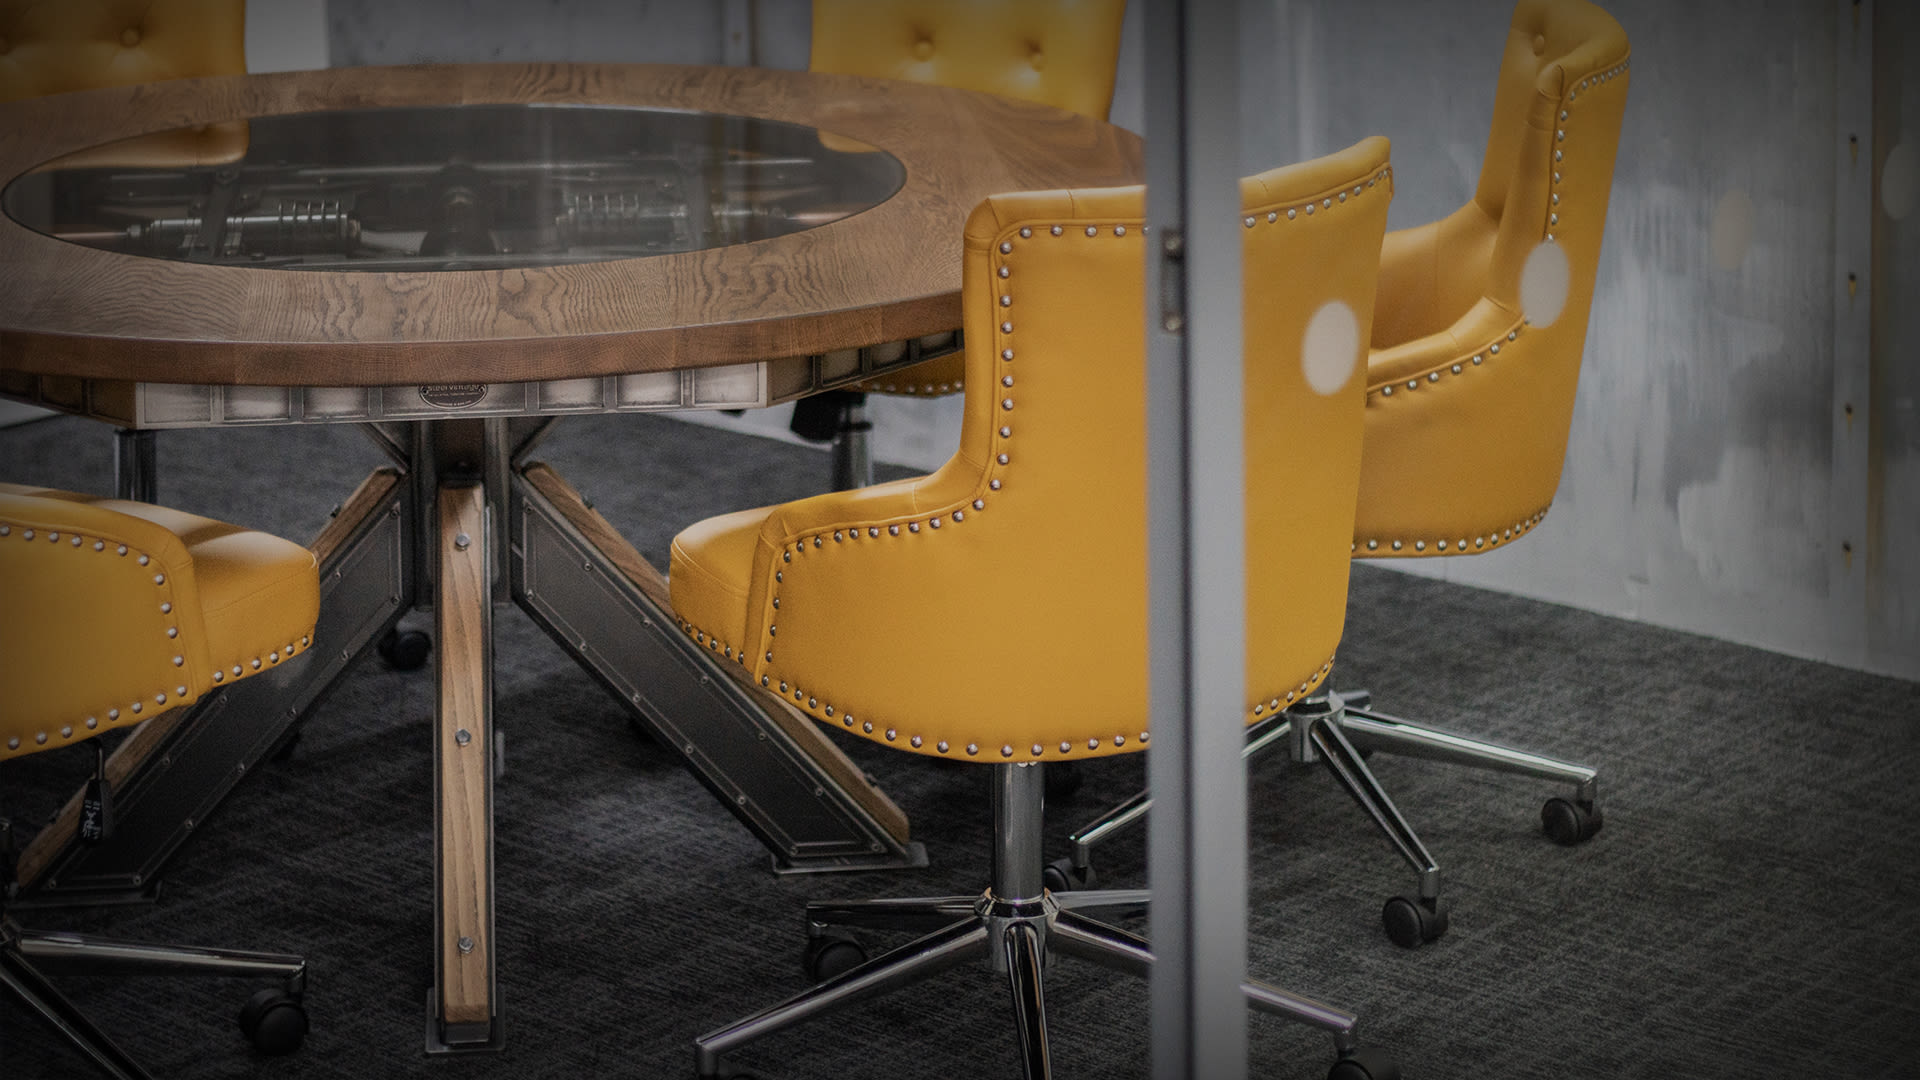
[1044,761,1085,801]
[237,989,308,1055]
[802,929,868,983]
[1381,894,1449,949]
[377,628,432,671]
[1042,856,1098,894]
[1542,796,1603,845]
[1328,1046,1400,1080]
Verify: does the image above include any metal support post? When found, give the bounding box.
[1143,0,1249,1076]
[112,429,156,503]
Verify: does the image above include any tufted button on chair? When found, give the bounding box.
[1063,0,1632,950]
[0,0,248,169]
[791,0,1128,490]
[0,483,318,1079]
[682,138,1400,1080]
[0,0,242,100]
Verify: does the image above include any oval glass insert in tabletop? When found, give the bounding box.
[0,104,906,271]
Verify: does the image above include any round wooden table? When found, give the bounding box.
[0,63,1142,1055]
[0,63,1141,385]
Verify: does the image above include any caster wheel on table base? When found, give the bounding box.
[1381,894,1449,949]
[377,628,432,671]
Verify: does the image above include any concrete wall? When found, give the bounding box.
[1271,0,1917,681]
[322,1,1919,680]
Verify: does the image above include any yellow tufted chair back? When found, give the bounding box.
[0,0,244,101]
[670,137,1393,762]
[809,0,1126,400]
[0,0,248,168]
[808,0,1125,122]
[1355,0,1628,556]
[0,485,318,761]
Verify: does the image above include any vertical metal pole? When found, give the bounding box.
[112,429,157,503]
[990,764,1045,904]
[1143,1,1247,1078]
[1830,0,1873,663]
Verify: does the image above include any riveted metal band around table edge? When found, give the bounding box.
[0,332,961,430]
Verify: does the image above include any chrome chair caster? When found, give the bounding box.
[1329,1046,1401,1080]
[1381,895,1449,949]
[238,987,308,1054]
[1541,795,1603,845]
[1042,856,1098,894]
[801,928,867,983]
[377,627,432,671]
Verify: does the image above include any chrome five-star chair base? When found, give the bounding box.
[1060,689,1600,950]
[0,880,309,1080]
[695,764,1398,1080]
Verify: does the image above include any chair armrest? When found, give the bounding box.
[0,486,317,758]
[1,491,210,752]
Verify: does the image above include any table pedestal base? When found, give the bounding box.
[16,418,923,1053]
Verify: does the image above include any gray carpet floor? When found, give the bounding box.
[3,412,1918,1079]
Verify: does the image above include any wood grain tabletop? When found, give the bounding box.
[0,64,1142,387]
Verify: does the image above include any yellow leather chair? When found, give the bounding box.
[0,0,249,169]
[680,138,1399,1080]
[791,0,1128,489]
[1062,0,1631,950]
[0,0,243,99]
[0,483,318,1079]
[1,0,248,512]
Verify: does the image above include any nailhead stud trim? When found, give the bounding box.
[0,521,312,756]
[1364,55,1627,404]
[1356,505,1553,560]
[732,214,1304,762]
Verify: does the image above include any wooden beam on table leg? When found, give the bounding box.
[429,481,499,1052]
